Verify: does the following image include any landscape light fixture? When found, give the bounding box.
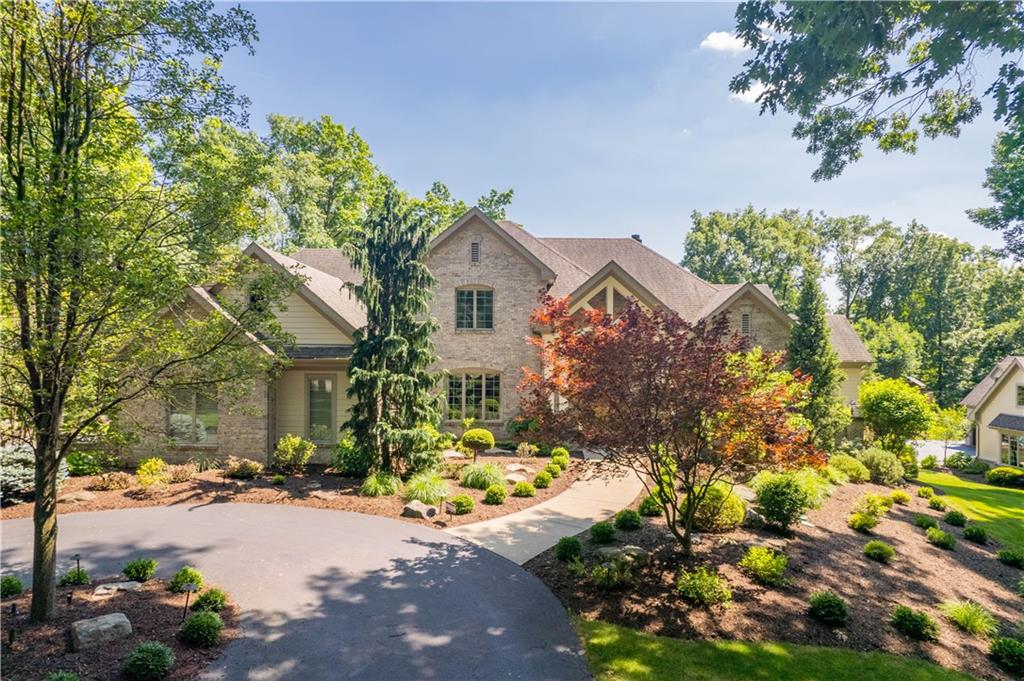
[181,582,199,620]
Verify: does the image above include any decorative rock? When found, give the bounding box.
[732,485,756,502]
[305,482,322,490]
[309,490,337,501]
[70,613,132,651]
[401,501,438,519]
[505,463,534,473]
[594,545,652,566]
[58,490,97,504]
[742,509,767,529]
[442,449,464,460]
[92,581,143,599]
[504,473,527,483]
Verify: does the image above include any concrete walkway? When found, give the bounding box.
[446,464,645,564]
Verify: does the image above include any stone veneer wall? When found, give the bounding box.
[426,216,548,438]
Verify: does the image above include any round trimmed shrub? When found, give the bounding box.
[544,462,562,478]
[136,457,170,489]
[920,454,938,470]
[124,641,175,680]
[614,509,642,531]
[550,446,570,459]
[179,610,223,648]
[676,567,732,606]
[589,521,616,544]
[828,454,870,483]
[192,587,228,612]
[460,463,505,490]
[483,484,507,505]
[403,471,451,506]
[990,637,1024,676]
[926,527,956,550]
[272,433,316,473]
[987,466,1024,487]
[638,495,662,517]
[683,482,746,532]
[997,548,1024,569]
[917,486,934,498]
[450,494,474,514]
[360,471,402,497]
[755,474,809,530]
[58,568,90,586]
[914,514,939,530]
[856,448,905,486]
[122,557,158,582]
[1,575,23,598]
[943,510,967,527]
[555,536,583,562]
[460,428,495,459]
[169,566,204,593]
[889,490,911,505]
[271,474,286,485]
[928,496,947,511]
[332,436,372,478]
[890,605,939,640]
[738,546,788,586]
[847,512,878,533]
[808,590,849,625]
[863,540,896,562]
[852,492,891,518]
[963,525,987,544]
[551,453,570,469]
[532,470,553,489]
[512,481,536,497]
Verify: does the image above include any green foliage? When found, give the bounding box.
[124,641,175,681]
[58,568,90,586]
[556,536,583,562]
[990,636,1024,676]
[853,493,892,518]
[459,429,495,460]
[550,446,570,459]
[964,459,990,474]
[927,407,969,443]
[914,514,939,530]
[864,540,896,563]
[828,454,870,483]
[122,558,158,582]
[545,462,563,478]
[589,521,616,544]
[987,467,1024,487]
[136,458,170,489]
[917,486,934,498]
[943,510,967,527]
[928,496,947,511]
[755,474,809,529]
[589,557,635,591]
[847,513,878,533]
[483,484,507,505]
[855,448,905,486]
[360,471,401,497]
[1014,576,1024,597]
[807,591,849,625]
[44,674,78,681]
[551,453,570,469]
[189,456,222,473]
[66,450,120,477]
[998,549,1024,569]
[224,457,263,480]
[969,128,1024,260]
[192,588,228,613]
[271,474,286,485]
[855,317,924,380]
[946,452,971,470]
[858,380,933,451]
[449,494,474,514]
[403,471,450,506]
[937,600,998,638]
[614,509,642,531]
[179,611,223,648]
[344,187,440,475]
[921,455,938,470]
[169,566,204,593]
[516,442,539,458]
[638,495,663,517]
[532,471,553,489]
[512,481,536,498]
[272,434,316,473]
[738,547,789,586]
[890,490,911,505]
[891,605,940,641]
[332,435,372,478]
[460,463,505,490]
[963,525,988,544]
[676,567,732,606]
[682,481,747,532]
[926,527,956,550]
[1,575,23,598]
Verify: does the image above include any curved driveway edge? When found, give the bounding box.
[0,504,591,681]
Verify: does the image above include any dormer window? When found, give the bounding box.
[456,287,493,329]
[470,241,481,264]
[741,312,752,336]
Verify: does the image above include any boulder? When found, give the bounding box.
[742,509,767,529]
[304,482,322,490]
[594,545,652,566]
[309,490,337,501]
[70,613,132,651]
[92,581,143,599]
[505,463,534,473]
[442,449,464,460]
[402,501,438,519]
[58,490,97,504]
[732,485,756,502]
[504,473,528,483]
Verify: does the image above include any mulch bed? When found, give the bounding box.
[1,578,238,681]
[1,454,582,529]
[525,480,1022,681]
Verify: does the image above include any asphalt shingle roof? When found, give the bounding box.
[962,356,1024,408]
[988,412,1024,433]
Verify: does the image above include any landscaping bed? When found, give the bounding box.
[1,454,582,529]
[1,578,237,681]
[525,480,1022,681]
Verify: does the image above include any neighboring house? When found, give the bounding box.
[120,208,872,463]
[961,355,1024,467]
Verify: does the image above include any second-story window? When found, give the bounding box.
[456,288,493,329]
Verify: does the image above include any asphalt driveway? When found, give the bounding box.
[0,504,590,681]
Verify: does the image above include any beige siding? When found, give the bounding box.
[274,292,352,345]
[840,365,865,409]
[975,364,1024,463]
[274,362,352,463]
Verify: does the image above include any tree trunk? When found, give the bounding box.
[30,439,60,621]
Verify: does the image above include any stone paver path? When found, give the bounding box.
[0,504,590,681]
[447,464,644,564]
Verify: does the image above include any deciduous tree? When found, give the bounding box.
[858,379,933,452]
[854,318,924,380]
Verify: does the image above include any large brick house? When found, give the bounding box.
[122,208,872,463]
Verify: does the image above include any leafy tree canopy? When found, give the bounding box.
[859,378,934,451]
[968,128,1024,260]
[854,317,924,381]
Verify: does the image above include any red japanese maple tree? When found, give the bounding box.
[521,296,821,553]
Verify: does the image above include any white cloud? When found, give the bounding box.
[699,31,749,54]
[729,81,766,104]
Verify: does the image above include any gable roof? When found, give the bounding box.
[431,208,556,281]
[291,248,363,284]
[184,286,275,355]
[961,355,1024,411]
[827,315,873,365]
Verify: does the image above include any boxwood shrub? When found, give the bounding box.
[555,536,583,562]
[847,512,878,533]
[676,567,732,606]
[638,495,662,517]
[807,590,849,625]
[990,637,1024,676]
[963,525,988,544]
[58,568,90,586]
[683,482,746,532]
[889,490,911,505]
[1,575,23,598]
[192,587,228,613]
[916,486,934,498]
[122,558,158,582]
[997,548,1024,569]
[890,605,939,641]
[986,466,1024,487]
[169,566,204,593]
[755,474,809,530]
[914,514,939,530]
[512,481,536,498]
[179,611,223,648]
[926,527,956,550]
[943,510,967,527]
[483,484,507,505]
[828,454,870,483]
[124,641,175,680]
[532,470,553,489]
[450,494,474,514]
[928,496,947,511]
[544,462,562,479]
[589,521,616,544]
[863,540,896,563]
[738,546,788,586]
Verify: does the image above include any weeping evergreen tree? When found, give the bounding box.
[344,185,440,474]
[787,264,851,450]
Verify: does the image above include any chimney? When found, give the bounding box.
[631,233,642,243]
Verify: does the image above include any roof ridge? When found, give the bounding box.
[495,220,592,278]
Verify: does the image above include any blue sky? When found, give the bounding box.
[221,2,1002,264]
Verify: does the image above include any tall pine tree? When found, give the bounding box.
[787,264,851,450]
[345,185,439,474]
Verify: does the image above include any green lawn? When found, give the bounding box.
[916,470,1024,551]
[577,619,974,681]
